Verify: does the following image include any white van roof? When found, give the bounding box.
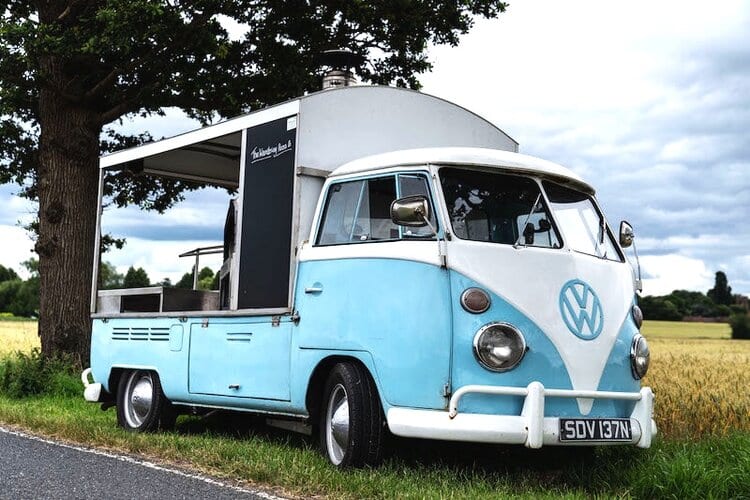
[97,86,518,188]
[330,147,595,194]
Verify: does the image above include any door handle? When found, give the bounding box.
[304,284,323,294]
[228,384,240,390]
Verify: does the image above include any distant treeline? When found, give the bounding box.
[99,262,219,291]
[639,291,743,321]
[639,271,749,323]
[0,261,39,317]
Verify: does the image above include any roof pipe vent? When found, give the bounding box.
[318,49,364,90]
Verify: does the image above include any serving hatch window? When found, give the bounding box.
[439,167,560,248]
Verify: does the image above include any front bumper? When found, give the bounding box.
[387,382,657,448]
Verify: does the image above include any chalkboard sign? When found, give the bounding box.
[237,116,297,309]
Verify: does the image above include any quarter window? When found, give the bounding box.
[398,174,437,238]
[317,177,399,245]
[316,174,437,246]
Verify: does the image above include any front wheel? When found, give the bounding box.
[116,370,175,432]
[319,362,385,468]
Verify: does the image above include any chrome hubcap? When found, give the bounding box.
[326,384,349,464]
[125,371,153,428]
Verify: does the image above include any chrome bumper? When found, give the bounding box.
[387,382,657,448]
[81,368,104,403]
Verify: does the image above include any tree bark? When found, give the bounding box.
[36,57,101,365]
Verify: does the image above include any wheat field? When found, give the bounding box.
[0,320,39,355]
[1,319,748,439]
[641,320,749,438]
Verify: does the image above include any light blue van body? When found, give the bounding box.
[90,261,640,419]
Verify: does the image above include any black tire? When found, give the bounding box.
[319,362,385,468]
[116,370,176,432]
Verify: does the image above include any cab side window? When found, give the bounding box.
[317,176,399,245]
[398,174,438,238]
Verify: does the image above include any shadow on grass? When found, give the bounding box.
[173,409,642,492]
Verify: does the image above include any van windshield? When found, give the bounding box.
[439,168,561,248]
[542,181,622,261]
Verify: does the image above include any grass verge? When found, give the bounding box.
[0,371,748,499]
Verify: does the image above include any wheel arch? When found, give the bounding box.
[106,365,160,396]
[305,354,386,423]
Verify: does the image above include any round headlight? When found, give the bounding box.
[632,304,643,329]
[473,323,526,372]
[630,334,650,379]
[461,287,491,314]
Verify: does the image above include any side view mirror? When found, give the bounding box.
[619,220,634,248]
[390,195,430,227]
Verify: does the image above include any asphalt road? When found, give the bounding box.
[0,426,282,500]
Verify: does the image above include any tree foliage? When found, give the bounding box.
[0,264,19,282]
[122,266,150,288]
[730,313,750,340]
[707,271,733,306]
[640,272,743,322]
[1,0,509,206]
[176,266,218,290]
[0,260,38,317]
[0,0,509,360]
[99,261,124,289]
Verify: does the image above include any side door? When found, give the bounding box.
[295,172,453,410]
[188,317,292,400]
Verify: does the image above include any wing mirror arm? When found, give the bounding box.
[620,220,643,292]
[390,195,436,236]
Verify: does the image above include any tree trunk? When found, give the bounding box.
[36,58,101,365]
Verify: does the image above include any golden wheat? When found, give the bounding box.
[643,337,750,439]
[0,320,39,356]
[0,320,747,439]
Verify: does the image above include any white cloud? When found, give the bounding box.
[104,237,224,284]
[640,254,714,296]
[0,225,35,278]
[420,0,750,295]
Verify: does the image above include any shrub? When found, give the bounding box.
[0,349,79,398]
[730,313,750,340]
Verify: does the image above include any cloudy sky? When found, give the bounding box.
[1,0,748,296]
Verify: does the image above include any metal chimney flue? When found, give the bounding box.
[318,49,364,90]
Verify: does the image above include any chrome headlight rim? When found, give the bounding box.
[630,334,650,379]
[632,304,644,329]
[472,322,527,373]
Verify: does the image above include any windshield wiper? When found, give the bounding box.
[514,193,542,249]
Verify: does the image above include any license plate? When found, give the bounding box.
[559,418,632,442]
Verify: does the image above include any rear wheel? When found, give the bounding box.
[116,370,176,432]
[319,362,384,468]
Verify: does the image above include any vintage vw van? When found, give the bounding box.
[82,86,655,468]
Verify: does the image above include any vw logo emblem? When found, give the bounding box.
[559,279,604,340]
